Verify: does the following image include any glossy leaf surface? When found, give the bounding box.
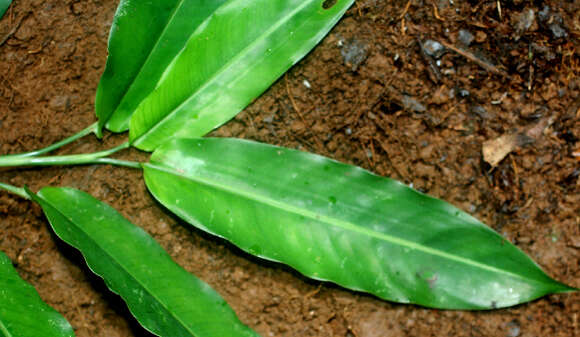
[0,0,11,19]
[130,0,354,151]
[0,251,75,337]
[29,187,260,337]
[95,0,228,133]
[144,138,576,309]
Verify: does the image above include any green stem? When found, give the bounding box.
[93,158,142,169]
[0,142,138,168]
[0,182,29,199]
[3,122,99,158]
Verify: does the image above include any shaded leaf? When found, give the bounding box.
[28,187,260,337]
[144,138,576,309]
[0,0,10,19]
[130,0,354,151]
[95,0,228,134]
[0,251,75,337]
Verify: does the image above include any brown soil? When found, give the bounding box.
[1,1,579,336]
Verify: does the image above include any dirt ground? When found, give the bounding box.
[1,0,579,336]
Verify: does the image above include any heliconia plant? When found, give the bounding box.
[0,0,576,335]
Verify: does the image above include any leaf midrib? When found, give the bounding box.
[145,162,540,285]
[0,318,13,337]
[112,0,186,121]
[132,0,313,144]
[38,194,195,337]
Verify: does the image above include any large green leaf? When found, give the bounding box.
[143,138,576,309]
[28,187,260,337]
[0,251,75,337]
[130,0,354,151]
[0,0,11,19]
[95,0,228,134]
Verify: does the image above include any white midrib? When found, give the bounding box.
[133,0,313,145]
[39,196,196,337]
[113,0,186,119]
[0,319,13,337]
[145,162,539,285]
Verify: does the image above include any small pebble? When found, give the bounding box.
[548,23,567,39]
[458,29,474,46]
[538,6,568,39]
[340,38,368,71]
[448,88,456,99]
[423,39,446,59]
[515,8,535,35]
[558,88,566,97]
[402,95,426,113]
[507,320,520,337]
[470,105,490,119]
[302,79,311,89]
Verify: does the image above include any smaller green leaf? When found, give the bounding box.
[0,251,76,337]
[0,0,11,19]
[129,0,355,151]
[28,187,259,337]
[95,0,228,134]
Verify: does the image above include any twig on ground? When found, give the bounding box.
[1,12,30,47]
[431,0,444,21]
[439,40,510,78]
[417,38,441,83]
[399,0,412,19]
[355,2,363,17]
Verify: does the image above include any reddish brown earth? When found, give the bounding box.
[1,1,579,336]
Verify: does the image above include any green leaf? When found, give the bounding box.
[95,0,228,134]
[144,138,577,310]
[0,0,10,19]
[130,0,354,151]
[0,251,75,337]
[28,187,260,337]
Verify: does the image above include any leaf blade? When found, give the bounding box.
[0,0,11,19]
[144,138,576,309]
[0,251,76,337]
[29,187,260,337]
[130,0,354,151]
[95,0,228,133]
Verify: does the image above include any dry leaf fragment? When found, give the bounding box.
[482,117,554,167]
[483,134,526,167]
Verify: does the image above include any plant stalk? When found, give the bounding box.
[0,142,138,168]
[2,122,99,158]
[0,182,29,199]
[93,158,142,169]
